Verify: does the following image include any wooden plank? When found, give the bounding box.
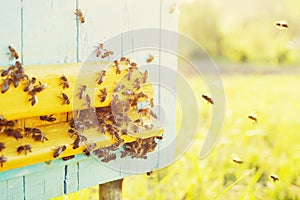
[24,165,65,200]
[0,0,21,65]
[77,0,123,62]
[22,0,77,64]
[0,178,25,200]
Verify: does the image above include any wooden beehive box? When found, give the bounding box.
[0,0,177,199]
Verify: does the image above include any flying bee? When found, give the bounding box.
[59,75,70,89]
[0,142,5,152]
[24,77,36,92]
[169,3,181,15]
[99,88,107,102]
[8,45,19,59]
[146,54,155,63]
[96,43,104,57]
[275,21,288,29]
[142,70,148,83]
[1,78,13,93]
[270,174,279,182]
[101,50,113,59]
[29,93,38,106]
[61,93,70,105]
[53,145,67,158]
[202,94,214,105]
[40,114,56,122]
[96,70,106,85]
[231,153,243,164]
[74,9,85,24]
[77,85,87,99]
[0,155,7,167]
[17,144,32,155]
[146,171,153,176]
[248,112,258,123]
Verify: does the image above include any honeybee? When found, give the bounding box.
[101,153,116,163]
[32,132,48,142]
[0,155,7,167]
[114,60,121,74]
[248,112,258,123]
[142,70,148,83]
[61,93,70,105]
[120,57,130,65]
[96,43,104,57]
[275,21,288,29]
[231,153,243,164]
[99,88,107,102]
[202,94,214,105]
[8,45,19,59]
[1,78,13,93]
[62,155,75,161]
[59,75,70,89]
[17,144,32,155]
[53,145,67,158]
[270,174,279,182]
[146,54,155,63]
[77,85,87,99]
[150,98,154,108]
[101,50,113,59]
[146,171,153,176]
[24,77,37,92]
[73,135,87,149]
[169,3,181,15]
[83,142,96,156]
[40,115,56,122]
[29,94,38,106]
[0,142,6,152]
[97,71,106,85]
[75,9,85,24]
[133,78,141,90]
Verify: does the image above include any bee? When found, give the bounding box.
[101,153,116,163]
[97,70,106,85]
[83,142,97,156]
[120,57,130,65]
[134,118,144,126]
[126,69,133,81]
[142,70,148,83]
[96,43,104,57]
[29,93,38,106]
[0,142,5,152]
[77,85,87,99]
[1,78,13,93]
[53,145,67,158]
[146,54,155,63]
[0,155,7,167]
[155,136,163,140]
[68,128,79,138]
[24,77,36,92]
[132,124,141,134]
[248,112,258,123]
[150,98,154,108]
[114,83,125,92]
[114,60,121,74]
[101,50,113,59]
[40,114,56,122]
[270,174,279,182]
[99,88,107,102]
[8,45,19,59]
[275,21,288,29]
[146,171,153,176]
[231,153,243,164]
[202,94,214,105]
[17,144,32,155]
[30,82,46,94]
[32,132,48,142]
[169,3,181,15]
[144,124,154,130]
[24,127,41,137]
[61,93,70,105]
[122,90,134,96]
[74,9,85,24]
[4,128,23,140]
[62,155,75,161]
[59,75,70,89]
[73,135,87,149]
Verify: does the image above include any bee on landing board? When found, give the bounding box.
[97,71,106,85]
[17,144,32,155]
[53,145,67,158]
[0,155,7,167]
[74,9,85,24]
[202,94,214,105]
[59,75,70,89]
[60,93,70,105]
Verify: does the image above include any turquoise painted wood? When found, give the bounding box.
[0,0,177,199]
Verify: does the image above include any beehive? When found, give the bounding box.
[0,0,177,199]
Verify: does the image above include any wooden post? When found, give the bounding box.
[99,179,123,200]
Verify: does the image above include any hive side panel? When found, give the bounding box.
[7,176,25,200]
[22,0,77,64]
[157,0,178,168]
[64,162,79,194]
[0,1,21,65]
[24,165,65,200]
[77,0,123,62]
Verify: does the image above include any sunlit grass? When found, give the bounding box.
[54,74,300,200]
